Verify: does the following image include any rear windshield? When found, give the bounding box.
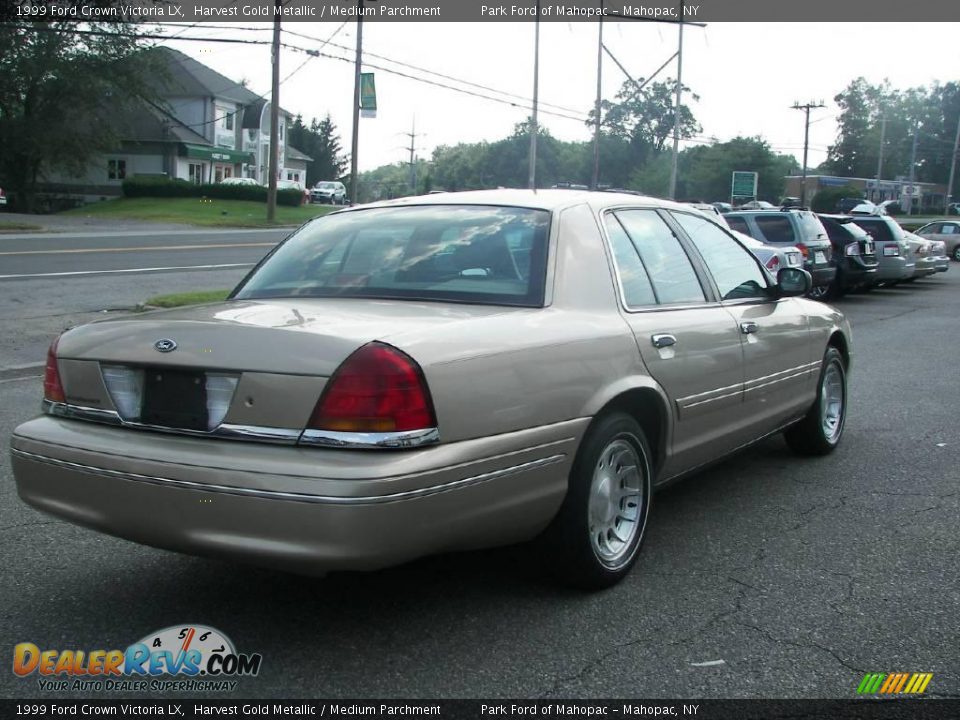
[232,205,551,307]
[795,211,828,241]
[754,215,797,244]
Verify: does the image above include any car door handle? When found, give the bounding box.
[651,334,677,348]
[740,321,759,335]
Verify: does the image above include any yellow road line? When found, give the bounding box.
[0,242,276,256]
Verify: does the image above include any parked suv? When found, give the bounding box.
[817,214,879,297]
[311,181,347,205]
[725,209,836,299]
[847,215,914,285]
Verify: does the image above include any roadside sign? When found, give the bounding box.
[360,73,377,118]
[731,171,758,199]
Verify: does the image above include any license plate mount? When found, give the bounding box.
[140,369,208,431]
[814,251,826,264]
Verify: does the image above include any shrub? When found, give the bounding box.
[810,185,862,213]
[121,177,303,206]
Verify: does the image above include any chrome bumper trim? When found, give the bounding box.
[300,427,440,449]
[42,400,301,445]
[11,448,566,506]
[42,400,440,449]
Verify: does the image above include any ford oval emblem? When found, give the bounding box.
[154,338,177,353]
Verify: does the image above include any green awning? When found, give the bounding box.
[180,144,254,164]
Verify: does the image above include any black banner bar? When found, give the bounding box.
[3,0,960,22]
[3,700,960,720]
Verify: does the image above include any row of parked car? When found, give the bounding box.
[690,204,952,300]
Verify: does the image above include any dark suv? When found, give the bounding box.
[817,215,879,296]
[724,209,836,299]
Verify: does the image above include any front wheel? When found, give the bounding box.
[541,413,653,589]
[807,284,832,301]
[784,347,847,456]
[953,246,960,262]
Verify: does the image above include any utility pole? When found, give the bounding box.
[591,4,603,191]
[875,112,886,200]
[402,116,419,194]
[945,113,960,215]
[266,3,281,222]
[527,0,541,191]
[668,0,684,200]
[349,0,363,205]
[791,100,826,207]
[906,119,919,216]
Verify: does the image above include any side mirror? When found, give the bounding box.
[777,267,812,297]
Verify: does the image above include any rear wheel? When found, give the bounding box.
[953,246,960,262]
[784,347,847,456]
[807,284,832,301]
[542,413,653,590]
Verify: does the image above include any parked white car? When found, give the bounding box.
[219,177,259,186]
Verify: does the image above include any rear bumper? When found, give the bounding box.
[807,265,837,287]
[837,259,878,288]
[11,416,581,572]
[875,254,914,281]
[911,259,939,278]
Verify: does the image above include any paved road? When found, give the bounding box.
[0,273,958,700]
[0,228,289,368]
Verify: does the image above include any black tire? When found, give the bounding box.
[953,246,960,262]
[541,413,653,590]
[784,347,847,456]
[807,284,831,301]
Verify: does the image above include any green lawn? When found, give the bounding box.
[60,197,337,227]
[144,289,231,308]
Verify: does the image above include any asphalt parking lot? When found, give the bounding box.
[1,272,958,700]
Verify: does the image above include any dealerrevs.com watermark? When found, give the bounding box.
[13,625,262,694]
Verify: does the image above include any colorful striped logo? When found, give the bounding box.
[857,673,933,694]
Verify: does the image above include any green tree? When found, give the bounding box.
[0,21,161,211]
[288,113,348,187]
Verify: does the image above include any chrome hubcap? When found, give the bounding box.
[588,438,645,567]
[809,285,829,299]
[820,362,845,442]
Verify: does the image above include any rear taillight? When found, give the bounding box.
[765,255,780,271]
[43,336,66,403]
[844,242,860,256]
[308,342,436,433]
[795,242,809,259]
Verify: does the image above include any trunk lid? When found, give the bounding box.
[58,298,519,377]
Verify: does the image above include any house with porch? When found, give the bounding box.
[40,47,311,202]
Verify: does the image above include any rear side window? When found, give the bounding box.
[604,215,657,307]
[941,224,958,235]
[613,210,706,305]
[726,216,751,235]
[232,205,551,307]
[754,216,797,244]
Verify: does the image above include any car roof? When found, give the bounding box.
[348,188,690,214]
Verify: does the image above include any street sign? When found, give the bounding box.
[360,73,377,118]
[731,171,758,199]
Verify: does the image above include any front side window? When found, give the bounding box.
[232,205,551,307]
[671,212,769,301]
[754,215,797,244]
[613,210,706,305]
